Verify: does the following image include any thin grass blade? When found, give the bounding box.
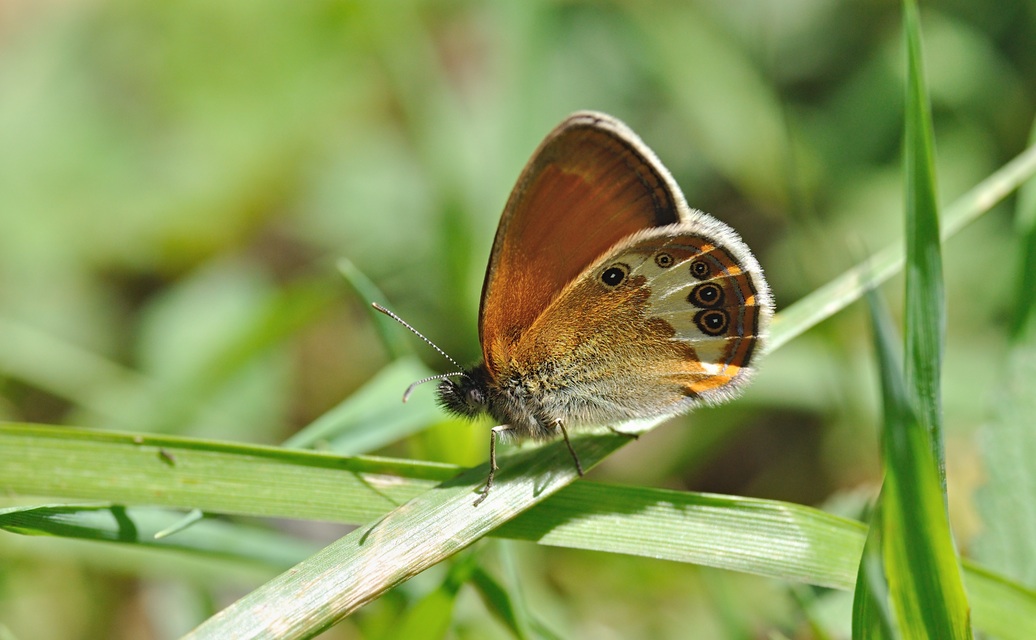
[901,0,946,484]
[868,291,972,638]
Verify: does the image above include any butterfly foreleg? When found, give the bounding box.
[555,420,585,477]
[474,424,512,506]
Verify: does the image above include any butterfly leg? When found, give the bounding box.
[555,420,584,476]
[474,424,511,507]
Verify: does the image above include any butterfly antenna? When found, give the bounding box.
[402,372,461,403]
[371,303,468,401]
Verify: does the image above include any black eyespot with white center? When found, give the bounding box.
[688,282,725,308]
[690,260,711,279]
[600,263,630,288]
[654,252,674,268]
[695,309,729,336]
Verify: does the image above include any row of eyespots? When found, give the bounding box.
[654,251,714,280]
[599,252,735,337]
[652,251,732,336]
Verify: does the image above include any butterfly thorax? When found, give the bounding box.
[438,363,568,439]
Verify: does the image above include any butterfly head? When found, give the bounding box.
[437,366,492,418]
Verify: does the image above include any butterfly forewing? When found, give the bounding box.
[479,112,689,375]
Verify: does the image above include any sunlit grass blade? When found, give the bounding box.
[0,422,452,523]
[901,0,946,483]
[3,423,1033,637]
[182,433,636,638]
[867,291,972,638]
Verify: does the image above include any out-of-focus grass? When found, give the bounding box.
[2,1,1035,638]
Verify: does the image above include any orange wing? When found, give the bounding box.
[479,112,689,375]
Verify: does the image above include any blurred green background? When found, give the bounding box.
[1,1,1034,638]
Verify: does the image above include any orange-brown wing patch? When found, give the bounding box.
[478,112,689,376]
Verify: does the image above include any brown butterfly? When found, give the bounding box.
[379,111,772,505]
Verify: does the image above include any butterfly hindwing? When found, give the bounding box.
[502,218,772,418]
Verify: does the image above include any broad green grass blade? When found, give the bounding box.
[868,291,972,638]
[0,422,452,523]
[5,423,1034,638]
[283,357,439,453]
[498,482,864,591]
[901,0,946,482]
[0,423,859,589]
[182,433,635,638]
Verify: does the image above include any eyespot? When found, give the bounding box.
[688,282,725,308]
[654,252,674,268]
[600,263,630,287]
[689,260,711,279]
[695,309,729,336]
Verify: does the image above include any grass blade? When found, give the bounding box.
[901,0,946,483]
[3,423,1033,637]
[867,291,972,638]
[182,433,635,638]
[851,502,895,640]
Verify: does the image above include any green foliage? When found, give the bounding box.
[2,1,1036,638]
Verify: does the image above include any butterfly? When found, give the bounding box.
[378,111,772,505]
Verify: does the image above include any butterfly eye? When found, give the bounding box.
[695,309,730,336]
[688,282,725,308]
[600,263,630,288]
[654,252,674,268]
[689,260,711,279]
[466,387,484,407]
